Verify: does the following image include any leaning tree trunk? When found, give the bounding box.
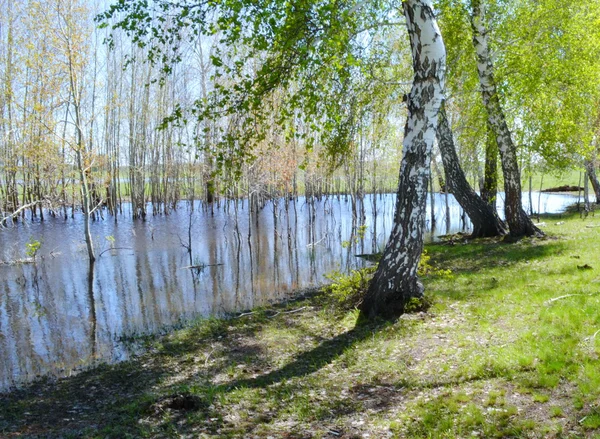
[437,102,506,238]
[481,121,499,209]
[584,159,600,204]
[360,0,446,320]
[470,0,542,239]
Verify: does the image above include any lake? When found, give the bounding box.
[0,191,578,391]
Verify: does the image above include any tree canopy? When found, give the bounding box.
[98,0,409,172]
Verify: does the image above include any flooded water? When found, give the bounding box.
[0,191,577,391]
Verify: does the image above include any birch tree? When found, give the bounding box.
[359,0,446,319]
[436,101,506,238]
[469,0,542,238]
[100,0,447,318]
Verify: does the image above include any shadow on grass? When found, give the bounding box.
[1,237,574,437]
[0,356,170,437]
[0,301,388,438]
[0,311,270,437]
[220,320,385,391]
[426,237,568,275]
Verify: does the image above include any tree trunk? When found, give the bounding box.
[360,0,446,320]
[67,39,96,264]
[584,159,600,204]
[470,0,542,239]
[76,147,95,263]
[481,121,498,209]
[437,103,506,237]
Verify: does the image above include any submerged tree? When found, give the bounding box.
[55,0,97,263]
[100,0,447,319]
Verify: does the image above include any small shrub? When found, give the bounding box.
[342,224,369,248]
[404,295,434,313]
[105,235,116,249]
[324,266,376,310]
[419,249,453,278]
[324,249,448,311]
[25,238,41,259]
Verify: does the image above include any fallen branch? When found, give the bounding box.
[545,291,600,305]
[0,257,35,266]
[0,200,42,227]
[267,306,309,318]
[180,263,224,270]
[98,247,133,258]
[90,196,107,215]
[307,236,326,248]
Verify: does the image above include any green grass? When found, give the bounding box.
[428,167,582,193]
[522,168,583,191]
[2,210,600,438]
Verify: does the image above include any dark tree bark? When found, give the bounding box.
[481,122,498,209]
[470,0,542,239]
[360,0,446,320]
[437,103,506,237]
[584,159,600,204]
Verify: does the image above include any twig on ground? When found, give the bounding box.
[267,306,309,318]
[205,347,216,367]
[545,291,600,305]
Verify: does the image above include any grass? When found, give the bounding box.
[522,168,583,191]
[2,210,600,438]
[428,168,582,193]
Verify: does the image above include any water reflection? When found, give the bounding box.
[0,192,577,391]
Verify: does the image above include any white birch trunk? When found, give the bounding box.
[361,0,446,319]
[470,0,542,238]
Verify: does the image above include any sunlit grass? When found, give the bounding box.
[2,210,600,438]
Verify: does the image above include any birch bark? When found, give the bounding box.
[584,159,600,204]
[361,0,446,319]
[481,122,498,209]
[437,102,506,237]
[470,0,542,238]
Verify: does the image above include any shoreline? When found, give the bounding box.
[2,211,600,437]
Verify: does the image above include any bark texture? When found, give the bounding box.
[437,103,506,237]
[481,122,498,209]
[584,159,600,204]
[360,0,446,320]
[470,0,542,238]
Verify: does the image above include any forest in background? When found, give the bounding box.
[3,2,600,436]
[0,0,405,225]
[2,0,599,228]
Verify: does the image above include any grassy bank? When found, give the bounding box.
[522,169,583,192]
[2,210,600,438]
